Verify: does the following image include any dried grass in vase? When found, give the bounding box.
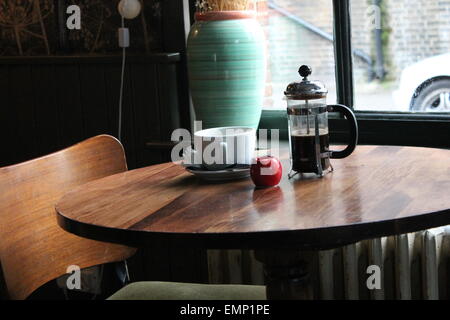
[195,0,250,13]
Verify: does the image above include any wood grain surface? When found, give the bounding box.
[0,135,136,300]
[56,145,450,250]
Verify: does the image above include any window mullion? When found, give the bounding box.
[332,0,354,109]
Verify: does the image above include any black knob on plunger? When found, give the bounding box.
[298,65,312,80]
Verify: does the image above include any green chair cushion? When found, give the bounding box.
[108,281,266,300]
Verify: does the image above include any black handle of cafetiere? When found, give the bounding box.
[327,104,358,159]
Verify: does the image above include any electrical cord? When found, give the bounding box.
[118,16,126,142]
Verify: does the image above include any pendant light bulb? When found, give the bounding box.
[118,0,142,19]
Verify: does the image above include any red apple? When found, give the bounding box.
[250,156,282,187]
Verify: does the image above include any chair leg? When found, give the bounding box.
[115,260,131,286]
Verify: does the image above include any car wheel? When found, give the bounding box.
[410,78,450,112]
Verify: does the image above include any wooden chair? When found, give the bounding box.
[0,135,265,300]
[0,135,136,299]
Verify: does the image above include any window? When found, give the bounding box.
[257,0,337,109]
[259,0,450,113]
[351,0,450,112]
[257,0,450,148]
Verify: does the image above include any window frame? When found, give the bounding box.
[260,0,450,149]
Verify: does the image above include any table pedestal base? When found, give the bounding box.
[255,249,314,300]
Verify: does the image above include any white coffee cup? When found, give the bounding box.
[184,126,256,171]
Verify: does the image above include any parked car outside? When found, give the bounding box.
[393,53,450,112]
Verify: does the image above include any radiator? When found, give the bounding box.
[207,227,450,299]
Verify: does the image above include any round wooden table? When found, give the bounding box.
[56,145,450,299]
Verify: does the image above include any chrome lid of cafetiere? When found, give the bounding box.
[284,65,328,101]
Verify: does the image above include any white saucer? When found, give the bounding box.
[185,166,251,182]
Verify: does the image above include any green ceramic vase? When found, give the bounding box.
[187,11,266,129]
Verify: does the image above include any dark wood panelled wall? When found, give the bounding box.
[0,54,181,169]
[0,0,194,169]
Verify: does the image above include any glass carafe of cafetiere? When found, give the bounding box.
[285,65,358,178]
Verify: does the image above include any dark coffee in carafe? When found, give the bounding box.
[290,129,330,173]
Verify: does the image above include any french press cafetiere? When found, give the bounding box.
[284,65,358,178]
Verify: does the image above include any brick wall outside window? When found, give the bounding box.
[256,0,450,110]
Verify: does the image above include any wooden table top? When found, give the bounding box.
[56,145,450,249]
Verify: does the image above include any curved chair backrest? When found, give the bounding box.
[0,135,136,299]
